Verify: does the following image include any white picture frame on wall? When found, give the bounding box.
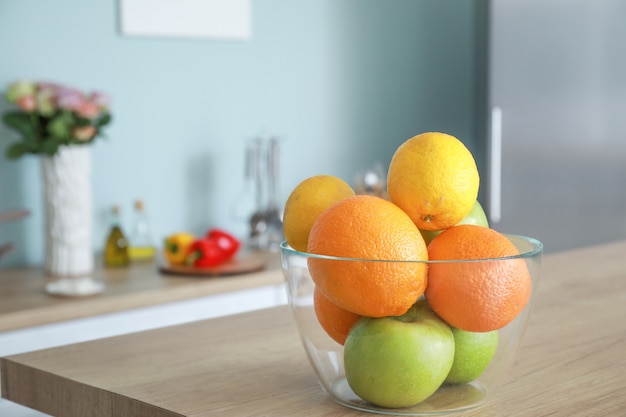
[119,0,252,40]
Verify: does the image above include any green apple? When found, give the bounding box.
[343,299,454,408]
[420,199,489,245]
[445,327,498,384]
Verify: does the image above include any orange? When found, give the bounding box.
[307,195,428,318]
[425,224,532,332]
[313,286,361,345]
[283,175,355,252]
[387,132,480,231]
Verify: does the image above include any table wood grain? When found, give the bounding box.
[2,240,626,416]
[0,251,281,332]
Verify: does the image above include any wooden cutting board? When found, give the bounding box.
[158,256,266,277]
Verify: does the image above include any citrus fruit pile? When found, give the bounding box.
[283,131,532,409]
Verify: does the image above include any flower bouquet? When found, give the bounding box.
[2,80,112,159]
[2,80,113,296]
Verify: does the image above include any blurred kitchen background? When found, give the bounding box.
[1,0,625,268]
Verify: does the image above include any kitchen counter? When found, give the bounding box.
[0,251,282,332]
[2,241,626,416]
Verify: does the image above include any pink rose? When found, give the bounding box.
[72,125,97,141]
[76,101,102,119]
[56,88,84,111]
[16,95,37,112]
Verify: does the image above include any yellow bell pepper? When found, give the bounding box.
[163,232,196,265]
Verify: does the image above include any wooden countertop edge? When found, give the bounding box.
[0,358,183,417]
[0,268,285,332]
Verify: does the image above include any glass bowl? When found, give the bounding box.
[280,235,542,415]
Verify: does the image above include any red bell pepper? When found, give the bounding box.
[185,238,227,268]
[206,228,241,260]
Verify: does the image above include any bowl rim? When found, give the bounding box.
[279,234,543,264]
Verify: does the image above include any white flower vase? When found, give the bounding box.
[41,146,105,296]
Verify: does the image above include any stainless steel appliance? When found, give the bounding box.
[485,0,626,253]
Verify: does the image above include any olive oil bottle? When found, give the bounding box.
[104,204,130,267]
[128,199,156,261]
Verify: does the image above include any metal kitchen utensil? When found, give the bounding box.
[248,138,268,246]
[264,137,284,251]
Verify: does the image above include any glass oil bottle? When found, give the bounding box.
[128,199,156,261]
[104,204,130,267]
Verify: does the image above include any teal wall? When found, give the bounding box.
[0,0,485,267]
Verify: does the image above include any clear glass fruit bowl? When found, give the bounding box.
[280,235,543,416]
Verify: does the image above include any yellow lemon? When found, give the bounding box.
[283,175,355,252]
[387,132,479,231]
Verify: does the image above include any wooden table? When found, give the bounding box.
[0,252,281,332]
[2,241,626,416]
